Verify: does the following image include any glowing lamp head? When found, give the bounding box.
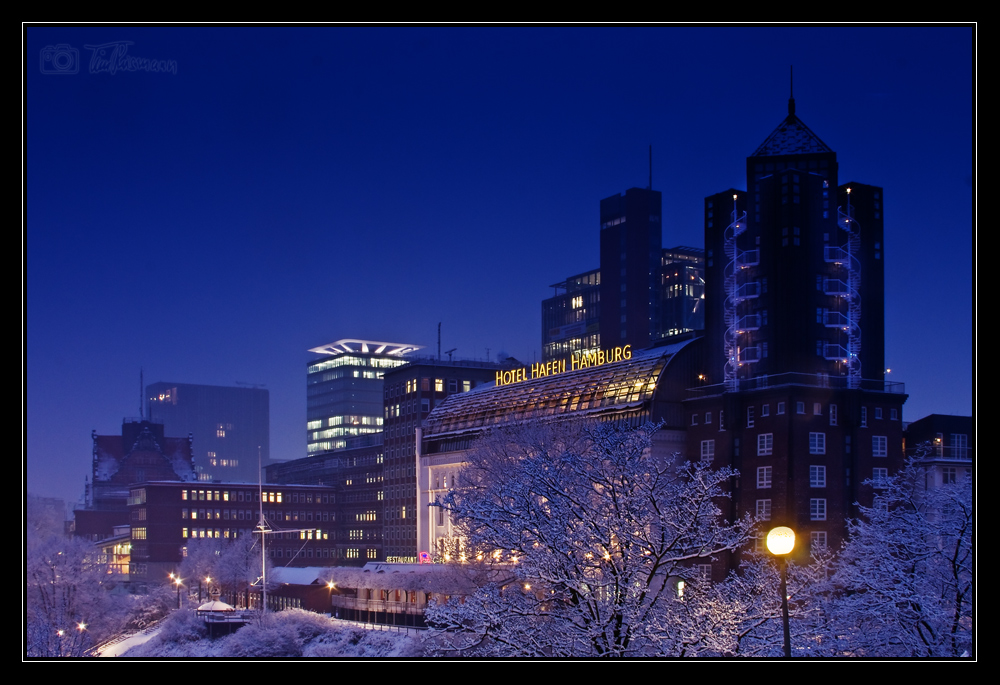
[766,527,795,556]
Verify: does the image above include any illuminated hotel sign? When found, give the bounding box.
[495,345,632,387]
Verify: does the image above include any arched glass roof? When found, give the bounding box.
[422,341,690,438]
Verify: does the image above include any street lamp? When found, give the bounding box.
[174,577,183,608]
[766,526,795,658]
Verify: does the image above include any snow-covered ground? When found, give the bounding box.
[115,609,423,658]
[98,625,164,657]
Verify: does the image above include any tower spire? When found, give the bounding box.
[788,65,795,115]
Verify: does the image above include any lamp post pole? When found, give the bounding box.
[766,526,796,659]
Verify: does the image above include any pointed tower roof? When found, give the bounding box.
[752,93,832,157]
[752,112,832,157]
[751,70,833,157]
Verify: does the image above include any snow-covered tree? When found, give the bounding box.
[25,533,116,656]
[425,421,757,657]
[820,457,973,657]
[179,533,266,606]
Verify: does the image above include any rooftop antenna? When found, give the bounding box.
[437,322,442,360]
[139,367,144,418]
[788,65,795,115]
[445,347,457,362]
[648,145,652,190]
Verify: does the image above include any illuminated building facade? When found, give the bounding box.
[659,246,705,340]
[265,440,386,564]
[305,339,422,454]
[542,269,601,362]
[541,245,706,364]
[147,382,269,483]
[417,341,702,560]
[125,480,336,584]
[381,358,499,563]
[686,94,904,556]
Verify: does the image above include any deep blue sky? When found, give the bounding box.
[25,26,975,505]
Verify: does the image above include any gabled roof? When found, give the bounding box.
[752,112,832,157]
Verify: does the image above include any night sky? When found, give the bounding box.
[25,26,975,506]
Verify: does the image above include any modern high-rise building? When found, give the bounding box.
[542,269,601,362]
[147,382,269,483]
[541,185,704,364]
[686,94,905,556]
[599,187,663,351]
[659,246,706,340]
[305,339,422,455]
[268,342,494,565]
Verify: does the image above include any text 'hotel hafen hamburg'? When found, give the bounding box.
[416,93,905,569]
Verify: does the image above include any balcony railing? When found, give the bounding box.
[689,372,905,397]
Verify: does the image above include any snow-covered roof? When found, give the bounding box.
[752,113,832,157]
[269,566,331,586]
[318,563,512,593]
[197,600,235,612]
[422,342,691,438]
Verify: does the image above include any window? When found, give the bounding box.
[810,465,826,488]
[814,402,822,416]
[762,404,770,417]
[810,531,827,552]
[809,432,826,455]
[796,402,805,414]
[747,406,755,428]
[756,499,772,520]
[872,468,888,488]
[435,379,444,392]
[718,410,725,431]
[890,408,898,420]
[829,404,838,426]
[952,434,968,459]
[861,407,868,427]
[757,433,773,456]
[691,414,698,426]
[810,498,827,521]
[872,436,887,458]
[875,407,883,420]
[757,466,772,489]
[777,402,785,415]
[705,412,712,424]
[942,467,957,485]
[447,379,458,393]
[700,440,715,462]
